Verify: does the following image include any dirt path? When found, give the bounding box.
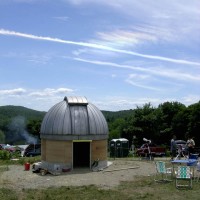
[0,160,157,190]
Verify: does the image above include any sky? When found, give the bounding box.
[0,0,200,112]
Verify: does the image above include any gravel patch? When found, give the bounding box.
[0,160,156,190]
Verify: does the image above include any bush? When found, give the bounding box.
[166,150,171,157]
[0,150,11,160]
[17,156,41,165]
[11,151,21,159]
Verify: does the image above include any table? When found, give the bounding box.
[171,159,198,177]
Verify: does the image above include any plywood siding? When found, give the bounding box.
[91,140,107,161]
[42,139,72,164]
[41,139,46,160]
[41,139,107,168]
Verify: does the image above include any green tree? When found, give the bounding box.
[127,103,158,144]
[108,118,127,140]
[157,101,186,143]
[26,119,42,136]
[0,129,5,143]
[187,101,200,146]
[171,108,189,140]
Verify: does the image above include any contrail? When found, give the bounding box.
[74,57,200,82]
[0,29,200,66]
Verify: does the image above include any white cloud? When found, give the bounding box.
[95,29,157,48]
[0,29,199,66]
[0,87,75,111]
[0,87,199,112]
[182,95,200,105]
[29,88,74,97]
[132,25,175,43]
[93,96,168,111]
[0,88,26,95]
[67,0,200,45]
[93,94,200,111]
[125,74,160,91]
[72,48,117,59]
[67,0,200,22]
[1,52,53,65]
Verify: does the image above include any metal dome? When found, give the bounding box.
[40,96,109,140]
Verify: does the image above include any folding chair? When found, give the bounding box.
[154,161,172,182]
[175,166,192,189]
[196,161,200,182]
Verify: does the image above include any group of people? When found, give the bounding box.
[170,135,195,160]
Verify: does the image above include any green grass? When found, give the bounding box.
[0,188,18,200]
[0,165,9,172]
[1,157,200,200]
[0,156,41,165]
[0,176,200,200]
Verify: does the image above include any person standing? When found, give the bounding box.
[170,135,177,160]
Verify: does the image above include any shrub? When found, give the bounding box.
[0,150,12,160]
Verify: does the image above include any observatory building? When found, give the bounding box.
[40,96,109,170]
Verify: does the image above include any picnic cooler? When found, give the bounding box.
[189,154,199,160]
[187,159,197,166]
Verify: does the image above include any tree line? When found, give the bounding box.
[0,101,200,147]
[103,101,200,147]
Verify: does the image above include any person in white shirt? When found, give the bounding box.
[187,136,195,155]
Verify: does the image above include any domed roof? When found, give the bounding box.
[40,96,109,140]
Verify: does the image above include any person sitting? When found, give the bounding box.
[187,136,195,155]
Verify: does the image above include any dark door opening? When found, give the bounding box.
[73,142,90,168]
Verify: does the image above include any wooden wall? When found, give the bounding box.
[41,139,107,166]
[91,140,107,161]
[41,139,72,164]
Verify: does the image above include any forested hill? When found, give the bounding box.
[0,106,46,144]
[102,110,135,122]
[0,105,46,120]
[0,105,131,144]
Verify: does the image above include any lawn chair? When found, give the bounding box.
[154,161,172,182]
[195,161,200,182]
[175,166,192,189]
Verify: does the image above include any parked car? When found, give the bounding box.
[23,144,41,157]
[175,140,187,154]
[136,143,166,157]
[0,144,5,150]
[17,145,29,157]
[25,149,41,157]
[2,144,21,153]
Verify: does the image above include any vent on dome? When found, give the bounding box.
[64,96,88,105]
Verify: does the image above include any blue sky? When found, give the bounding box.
[0,0,200,111]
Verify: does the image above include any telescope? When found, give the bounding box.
[143,138,151,143]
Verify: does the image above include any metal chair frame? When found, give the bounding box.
[175,166,192,189]
[154,161,172,182]
[195,161,200,182]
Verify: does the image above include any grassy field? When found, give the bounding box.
[1,175,200,200]
[0,158,200,200]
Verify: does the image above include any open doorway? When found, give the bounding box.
[73,142,90,168]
